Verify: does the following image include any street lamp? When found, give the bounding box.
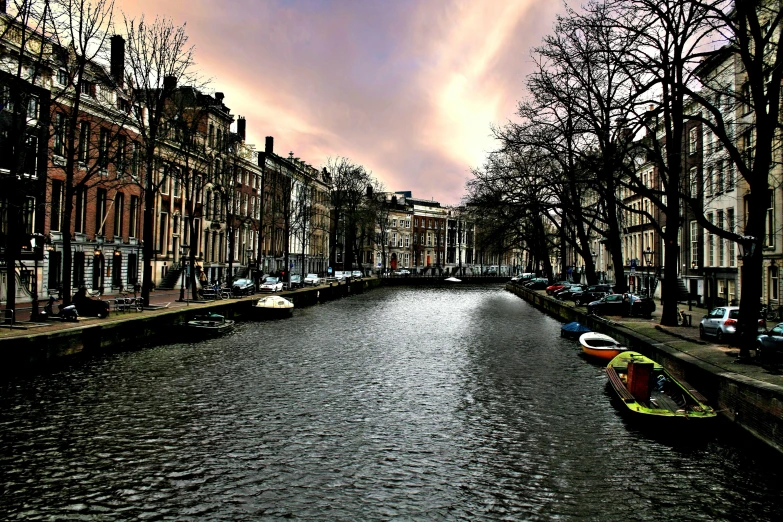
[179,243,189,304]
[591,251,598,283]
[643,247,654,298]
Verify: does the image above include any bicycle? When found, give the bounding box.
[760,303,778,322]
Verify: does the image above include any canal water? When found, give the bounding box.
[1,286,782,520]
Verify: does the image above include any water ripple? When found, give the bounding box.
[1,285,782,521]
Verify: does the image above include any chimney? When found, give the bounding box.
[110,35,125,86]
[163,75,177,92]
[215,92,224,104]
[258,152,266,168]
[237,116,246,141]
[265,136,274,154]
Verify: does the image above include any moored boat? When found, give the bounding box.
[606,351,717,420]
[252,296,294,318]
[186,312,234,335]
[561,321,592,340]
[445,277,461,282]
[579,332,627,360]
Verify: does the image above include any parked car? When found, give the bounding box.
[757,322,783,364]
[333,271,348,282]
[304,273,321,286]
[571,284,614,306]
[232,278,255,296]
[394,269,411,276]
[546,281,573,295]
[699,306,766,342]
[351,270,363,279]
[524,278,550,290]
[555,285,585,301]
[288,275,303,289]
[260,276,284,293]
[587,293,655,318]
[72,291,110,318]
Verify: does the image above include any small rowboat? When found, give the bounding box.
[253,296,294,318]
[445,277,461,282]
[561,321,591,340]
[186,313,235,335]
[606,351,717,421]
[579,332,627,360]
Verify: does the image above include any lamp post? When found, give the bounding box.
[179,243,189,304]
[643,247,654,298]
[591,251,598,284]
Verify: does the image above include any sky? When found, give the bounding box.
[114,0,567,205]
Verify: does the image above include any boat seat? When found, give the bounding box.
[677,379,709,404]
[606,368,636,402]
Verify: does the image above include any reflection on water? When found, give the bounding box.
[1,286,781,521]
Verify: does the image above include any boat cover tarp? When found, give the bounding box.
[561,322,592,334]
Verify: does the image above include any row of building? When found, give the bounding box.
[0,8,518,311]
[562,39,779,311]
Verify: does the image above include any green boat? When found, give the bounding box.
[606,352,717,420]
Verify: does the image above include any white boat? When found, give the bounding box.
[578,332,628,361]
[445,277,461,282]
[252,296,294,318]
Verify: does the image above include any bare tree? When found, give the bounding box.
[123,14,196,305]
[0,0,56,317]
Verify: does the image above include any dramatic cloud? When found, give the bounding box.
[115,0,565,204]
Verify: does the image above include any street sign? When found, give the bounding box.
[328,267,333,274]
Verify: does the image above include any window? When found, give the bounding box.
[744,129,754,163]
[96,189,107,235]
[129,195,139,238]
[127,253,138,284]
[771,266,780,301]
[53,113,65,156]
[689,126,698,155]
[27,96,38,120]
[707,212,714,266]
[75,187,87,233]
[415,218,418,227]
[57,69,68,86]
[715,160,724,194]
[158,212,169,253]
[79,80,95,97]
[691,221,698,266]
[116,135,126,175]
[767,189,774,247]
[726,162,735,191]
[51,180,63,231]
[742,82,751,114]
[427,232,432,246]
[727,209,735,266]
[706,167,714,197]
[690,167,698,198]
[99,128,110,169]
[114,192,124,239]
[78,122,89,163]
[208,123,214,147]
[24,133,37,177]
[392,219,397,227]
[160,166,169,195]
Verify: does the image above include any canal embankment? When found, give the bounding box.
[0,277,380,373]
[507,282,783,455]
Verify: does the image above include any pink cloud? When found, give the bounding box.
[115,0,565,204]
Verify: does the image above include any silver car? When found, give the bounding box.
[699,306,765,342]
